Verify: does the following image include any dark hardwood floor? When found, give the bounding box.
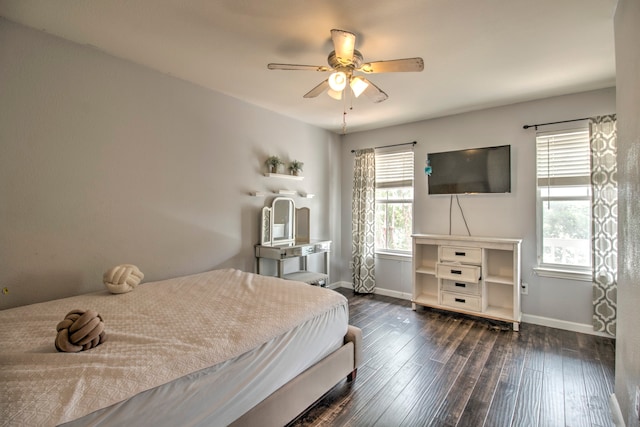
[289,288,616,427]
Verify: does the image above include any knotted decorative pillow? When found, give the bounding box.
[103,264,144,294]
[55,309,107,352]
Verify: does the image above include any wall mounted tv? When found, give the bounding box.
[427,144,511,195]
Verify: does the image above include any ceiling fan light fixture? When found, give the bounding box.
[328,71,347,91]
[350,76,369,98]
[327,88,343,100]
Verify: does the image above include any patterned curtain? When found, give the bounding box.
[352,149,376,293]
[590,115,617,336]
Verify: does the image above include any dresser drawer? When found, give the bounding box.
[441,246,482,264]
[314,241,331,252]
[441,292,482,312]
[285,245,315,257]
[441,279,481,296]
[436,263,481,283]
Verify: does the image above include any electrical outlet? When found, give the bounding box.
[635,386,640,420]
[521,282,529,295]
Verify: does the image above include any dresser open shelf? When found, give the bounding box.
[412,234,522,330]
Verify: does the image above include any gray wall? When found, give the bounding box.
[0,15,624,342]
[614,0,640,424]
[0,18,341,309]
[340,87,616,327]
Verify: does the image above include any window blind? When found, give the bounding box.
[536,129,590,187]
[375,149,414,188]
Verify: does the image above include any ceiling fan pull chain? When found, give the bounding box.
[342,110,347,134]
[349,85,354,111]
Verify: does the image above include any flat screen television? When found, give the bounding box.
[427,144,511,195]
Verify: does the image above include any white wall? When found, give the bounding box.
[340,87,616,326]
[614,0,640,424]
[0,18,341,309]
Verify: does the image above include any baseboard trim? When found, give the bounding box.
[330,282,412,301]
[328,281,351,290]
[609,393,626,427]
[521,313,613,337]
[332,283,612,337]
[371,287,413,301]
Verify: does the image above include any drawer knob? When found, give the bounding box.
[451,269,462,275]
[455,251,466,256]
[455,282,466,288]
[455,298,466,303]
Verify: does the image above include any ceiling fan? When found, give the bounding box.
[268,29,424,103]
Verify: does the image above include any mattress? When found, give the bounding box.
[0,269,349,426]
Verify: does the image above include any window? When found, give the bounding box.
[535,128,591,278]
[375,148,414,253]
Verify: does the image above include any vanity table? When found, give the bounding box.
[255,240,331,286]
[256,197,331,286]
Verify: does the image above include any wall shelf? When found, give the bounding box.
[250,191,315,199]
[253,173,309,198]
[264,173,303,181]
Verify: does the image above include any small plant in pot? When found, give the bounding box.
[265,155,283,174]
[288,160,304,176]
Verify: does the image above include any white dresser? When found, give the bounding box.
[412,234,522,330]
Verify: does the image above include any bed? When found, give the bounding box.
[0,268,362,426]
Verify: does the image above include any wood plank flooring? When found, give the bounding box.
[288,289,616,427]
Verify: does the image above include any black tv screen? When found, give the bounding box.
[427,145,511,195]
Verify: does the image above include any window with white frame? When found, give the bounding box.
[375,148,414,253]
[535,128,591,276]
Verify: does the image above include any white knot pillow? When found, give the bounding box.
[103,264,144,294]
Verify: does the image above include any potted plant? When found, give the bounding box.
[265,155,283,174]
[288,160,304,176]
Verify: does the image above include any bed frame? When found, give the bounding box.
[231,325,362,427]
[59,325,362,427]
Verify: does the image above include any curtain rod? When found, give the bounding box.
[351,141,416,153]
[522,117,590,130]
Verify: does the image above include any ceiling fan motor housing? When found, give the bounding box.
[328,49,364,71]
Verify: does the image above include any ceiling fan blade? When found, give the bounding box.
[362,78,388,103]
[359,57,425,73]
[331,29,356,65]
[303,80,330,98]
[268,63,330,72]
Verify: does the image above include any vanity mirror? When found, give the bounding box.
[260,198,311,246]
[261,197,295,246]
[295,207,310,244]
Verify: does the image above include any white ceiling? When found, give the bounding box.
[0,0,617,134]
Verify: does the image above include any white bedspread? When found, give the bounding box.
[0,269,348,426]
